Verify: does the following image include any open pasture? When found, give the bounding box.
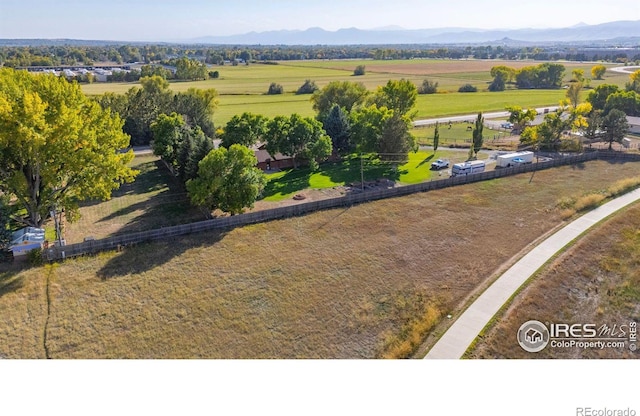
[80,59,629,126]
[3,160,640,358]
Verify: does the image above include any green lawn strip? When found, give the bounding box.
[262,151,453,201]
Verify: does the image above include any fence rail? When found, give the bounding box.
[44,151,640,261]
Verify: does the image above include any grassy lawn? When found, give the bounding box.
[3,160,640,358]
[262,150,480,201]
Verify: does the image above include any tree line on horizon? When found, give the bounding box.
[2,43,639,68]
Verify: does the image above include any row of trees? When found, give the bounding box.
[95,75,218,145]
[3,44,639,68]
[513,69,640,151]
[147,112,266,215]
[488,63,566,91]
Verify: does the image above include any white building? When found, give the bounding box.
[628,116,640,135]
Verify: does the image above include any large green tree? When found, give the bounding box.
[220,112,268,148]
[265,114,332,170]
[515,63,564,89]
[0,196,13,251]
[349,104,415,161]
[186,144,266,215]
[123,75,173,145]
[506,105,537,132]
[377,114,416,163]
[323,104,352,155]
[175,57,208,81]
[605,91,640,116]
[172,88,218,138]
[488,69,507,92]
[370,79,418,118]
[151,112,186,167]
[587,84,620,112]
[602,109,630,150]
[311,81,369,121]
[0,68,137,227]
[349,104,394,154]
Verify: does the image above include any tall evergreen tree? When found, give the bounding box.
[323,104,351,155]
[472,112,484,158]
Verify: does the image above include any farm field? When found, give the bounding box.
[80,59,630,126]
[468,202,640,359]
[2,160,640,358]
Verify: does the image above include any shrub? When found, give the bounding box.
[353,65,366,76]
[27,248,44,266]
[556,196,576,210]
[209,71,219,79]
[418,79,438,94]
[560,208,577,220]
[573,193,606,212]
[267,82,284,95]
[458,84,478,93]
[488,77,505,92]
[607,176,640,197]
[379,303,441,359]
[559,138,582,152]
[296,79,318,95]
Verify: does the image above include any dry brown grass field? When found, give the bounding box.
[468,202,640,359]
[2,160,640,358]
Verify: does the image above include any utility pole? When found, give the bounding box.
[50,207,63,246]
[360,153,364,192]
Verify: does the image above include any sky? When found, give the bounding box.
[1,0,639,41]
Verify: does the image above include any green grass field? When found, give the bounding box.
[262,150,487,201]
[81,59,631,126]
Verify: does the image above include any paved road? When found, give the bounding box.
[413,106,559,127]
[610,66,640,74]
[424,187,640,359]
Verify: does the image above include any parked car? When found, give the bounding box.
[500,122,514,129]
[431,159,450,170]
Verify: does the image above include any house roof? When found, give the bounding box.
[627,116,640,126]
[10,227,45,246]
[252,142,291,164]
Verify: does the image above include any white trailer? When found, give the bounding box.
[496,151,534,168]
[451,160,486,177]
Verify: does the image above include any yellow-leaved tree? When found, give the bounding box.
[0,68,138,227]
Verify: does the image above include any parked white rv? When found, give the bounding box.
[496,151,534,168]
[9,227,45,257]
[451,160,486,177]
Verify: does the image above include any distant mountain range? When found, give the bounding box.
[187,20,640,45]
[2,20,639,47]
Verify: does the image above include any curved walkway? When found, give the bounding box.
[610,66,640,74]
[425,187,640,359]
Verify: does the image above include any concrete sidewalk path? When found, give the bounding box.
[425,187,640,359]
